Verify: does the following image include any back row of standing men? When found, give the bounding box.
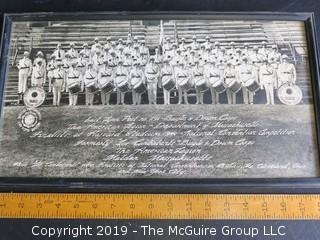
[17,34,297,106]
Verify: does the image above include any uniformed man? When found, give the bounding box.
[31,58,46,87]
[133,36,140,51]
[268,45,282,69]
[51,60,65,106]
[115,59,129,105]
[227,41,236,57]
[205,60,222,104]
[92,50,104,73]
[76,52,87,82]
[91,37,102,57]
[52,43,65,59]
[17,51,32,98]
[212,41,221,58]
[66,61,82,106]
[66,42,79,60]
[237,57,256,104]
[193,60,205,104]
[179,38,187,53]
[154,47,163,88]
[62,53,72,82]
[241,42,250,58]
[47,54,56,92]
[259,58,277,104]
[249,46,263,67]
[84,61,98,106]
[117,38,125,52]
[175,61,190,104]
[224,62,237,104]
[139,40,149,69]
[203,35,212,50]
[33,51,46,74]
[161,57,175,105]
[190,35,200,53]
[130,60,145,105]
[277,55,296,87]
[98,59,114,105]
[104,37,112,51]
[79,43,91,62]
[258,41,270,58]
[145,56,159,104]
[216,47,226,68]
[124,39,133,56]
[163,37,172,57]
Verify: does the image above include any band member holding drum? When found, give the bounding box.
[277,55,296,87]
[84,62,98,106]
[193,60,206,104]
[17,51,32,100]
[66,61,82,106]
[115,59,130,105]
[206,60,224,104]
[47,54,56,92]
[237,57,256,104]
[51,60,65,106]
[259,58,277,105]
[224,62,238,104]
[161,57,175,105]
[145,57,160,104]
[31,59,46,87]
[130,60,146,105]
[98,59,114,105]
[175,61,190,104]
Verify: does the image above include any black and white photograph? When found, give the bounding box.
[0,13,319,178]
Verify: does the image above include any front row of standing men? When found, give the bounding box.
[17,49,296,106]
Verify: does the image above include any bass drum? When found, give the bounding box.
[68,82,81,94]
[226,78,242,93]
[243,78,260,93]
[162,76,176,91]
[24,86,46,108]
[277,83,303,105]
[195,78,209,92]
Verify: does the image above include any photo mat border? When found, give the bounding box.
[0,11,320,193]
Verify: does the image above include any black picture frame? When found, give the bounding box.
[0,11,320,193]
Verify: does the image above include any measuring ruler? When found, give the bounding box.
[0,193,319,219]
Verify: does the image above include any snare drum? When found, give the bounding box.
[68,82,81,94]
[86,82,99,93]
[243,78,260,93]
[178,78,193,91]
[100,81,115,93]
[133,82,147,94]
[195,78,209,92]
[162,76,176,91]
[118,80,130,92]
[226,78,242,93]
[210,78,226,93]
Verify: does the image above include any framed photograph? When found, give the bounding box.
[0,12,319,185]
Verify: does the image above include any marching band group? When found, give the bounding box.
[17,35,297,106]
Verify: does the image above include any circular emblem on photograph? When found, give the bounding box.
[23,87,46,108]
[17,108,41,132]
[277,83,303,105]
